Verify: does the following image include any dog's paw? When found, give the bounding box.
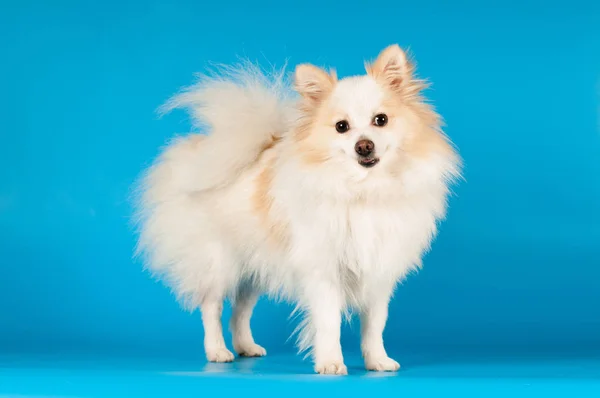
[206,347,235,363]
[235,342,267,357]
[315,361,348,375]
[365,356,400,372]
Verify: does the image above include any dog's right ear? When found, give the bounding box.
[294,64,336,104]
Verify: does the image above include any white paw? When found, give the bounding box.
[315,361,348,375]
[206,347,235,363]
[365,356,400,372]
[235,342,267,357]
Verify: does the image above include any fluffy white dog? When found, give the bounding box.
[134,45,461,375]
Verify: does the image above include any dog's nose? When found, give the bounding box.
[355,139,375,157]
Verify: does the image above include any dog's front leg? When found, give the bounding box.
[304,279,347,375]
[360,281,400,372]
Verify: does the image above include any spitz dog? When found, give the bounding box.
[134,45,461,375]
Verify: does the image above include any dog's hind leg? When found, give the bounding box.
[201,295,235,363]
[230,283,266,357]
[198,244,238,363]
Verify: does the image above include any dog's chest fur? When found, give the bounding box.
[286,195,438,281]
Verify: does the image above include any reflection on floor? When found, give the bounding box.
[1,351,600,397]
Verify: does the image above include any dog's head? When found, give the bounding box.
[290,45,459,198]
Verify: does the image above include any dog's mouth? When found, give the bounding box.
[358,157,380,168]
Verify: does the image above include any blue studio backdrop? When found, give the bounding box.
[1,0,600,393]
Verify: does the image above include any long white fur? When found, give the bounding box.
[133,50,461,375]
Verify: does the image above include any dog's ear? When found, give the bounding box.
[294,64,336,104]
[367,44,412,92]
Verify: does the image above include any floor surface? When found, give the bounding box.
[1,351,600,397]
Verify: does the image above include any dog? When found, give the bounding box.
[133,44,461,375]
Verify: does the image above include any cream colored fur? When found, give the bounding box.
[133,45,462,375]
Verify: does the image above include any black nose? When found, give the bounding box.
[355,139,375,157]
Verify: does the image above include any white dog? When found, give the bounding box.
[134,45,461,375]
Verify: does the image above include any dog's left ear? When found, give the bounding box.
[367,45,412,92]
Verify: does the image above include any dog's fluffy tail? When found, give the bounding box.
[148,62,294,198]
[132,63,294,305]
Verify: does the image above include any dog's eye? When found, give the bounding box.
[335,120,350,133]
[373,113,388,127]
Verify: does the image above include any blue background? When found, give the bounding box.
[1,0,599,396]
